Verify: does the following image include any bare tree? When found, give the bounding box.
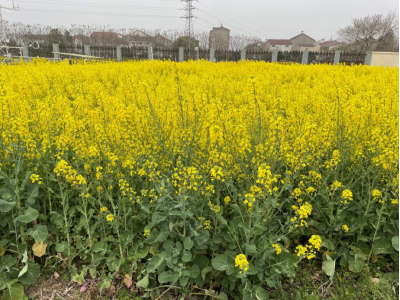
[338,12,399,52]
[229,34,260,51]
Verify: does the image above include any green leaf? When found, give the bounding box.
[201,266,212,281]
[211,251,235,275]
[245,243,257,254]
[190,264,200,279]
[0,256,17,272]
[0,201,16,213]
[1,283,24,300]
[179,276,189,286]
[349,255,364,273]
[351,217,367,231]
[392,236,399,252]
[18,263,40,285]
[184,237,194,250]
[147,253,165,273]
[158,271,179,284]
[136,274,149,289]
[55,241,69,253]
[214,292,228,300]
[322,255,335,278]
[195,231,209,246]
[181,251,192,262]
[14,208,39,224]
[92,241,107,253]
[120,230,134,247]
[253,286,269,300]
[26,185,39,205]
[26,225,48,242]
[372,238,392,255]
[162,240,174,253]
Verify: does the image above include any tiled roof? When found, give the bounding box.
[267,39,292,45]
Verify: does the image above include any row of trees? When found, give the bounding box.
[4,12,399,52]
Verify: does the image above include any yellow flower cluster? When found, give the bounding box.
[291,202,312,227]
[372,189,383,203]
[272,244,282,255]
[203,220,211,230]
[341,189,353,204]
[30,173,42,184]
[143,230,151,238]
[106,214,114,222]
[342,224,349,232]
[54,160,86,186]
[100,207,108,213]
[224,196,231,205]
[235,254,249,274]
[296,235,322,260]
[208,201,221,213]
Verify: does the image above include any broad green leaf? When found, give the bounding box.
[120,230,134,247]
[181,250,192,262]
[322,255,335,278]
[18,263,40,285]
[245,243,257,254]
[55,242,68,253]
[17,265,28,278]
[14,208,39,224]
[214,292,228,300]
[0,201,16,213]
[136,274,149,289]
[1,283,24,300]
[201,266,212,281]
[184,237,194,250]
[26,225,48,242]
[211,251,235,275]
[372,238,392,255]
[26,185,39,205]
[253,286,269,300]
[147,253,165,273]
[190,264,200,278]
[392,236,399,251]
[179,276,189,286]
[195,231,209,246]
[92,241,107,253]
[158,271,179,284]
[349,256,364,273]
[0,256,17,272]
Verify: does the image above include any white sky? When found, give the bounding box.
[1,0,399,40]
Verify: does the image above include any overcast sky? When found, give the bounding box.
[1,0,399,40]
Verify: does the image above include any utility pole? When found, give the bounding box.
[181,0,197,50]
[0,0,19,61]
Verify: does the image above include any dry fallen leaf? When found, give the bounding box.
[54,272,60,280]
[123,274,133,288]
[32,242,47,257]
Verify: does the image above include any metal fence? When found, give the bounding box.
[7,44,372,66]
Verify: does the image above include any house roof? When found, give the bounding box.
[128,30,151,37]
[267,39,292,45]
[212,24,230,31]
[290,32,315,42]
[90,32,119,38]
[319,40,339,47]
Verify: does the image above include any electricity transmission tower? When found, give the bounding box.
[0,0,19,61]
[181,0,197,41]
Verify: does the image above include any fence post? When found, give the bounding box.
[272,50,278,62]
[116,46,122,62]
[301,50,309,65]
[241,49,246,60]
[333,50,341,65]
[210,48,215,62]
[196,47,199,64]
[364,50,373,66]
[148,46,153,60]
[52,44,60,60]
[22,46,29,58]
[84,45,91,57]
[179,47,184,62]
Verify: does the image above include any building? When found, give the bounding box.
[209,24,230,50]
[154,34,173,48]
[266,39,292,51]
[125,30,153,47]
[318,40,341,51]
[90,32,124,46]
[246,41,268,51]
[290,32,315,48]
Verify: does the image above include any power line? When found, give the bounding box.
[19,8,180,18]
[5,0,179,10]
[204,0,271,38]
[197,1,268,38]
